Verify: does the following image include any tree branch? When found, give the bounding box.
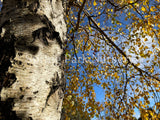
[82,8,160,82]
[75,0,86,31]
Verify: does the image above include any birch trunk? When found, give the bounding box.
[0,0,66,120]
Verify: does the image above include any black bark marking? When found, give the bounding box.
[50,13,54,19]
[27,63,33,66]
[33,91,38,94]
[27,45,39,54]
[19,87,23,91]
[0,34,15,70]
[0,98,22,120]
[58,51,65,69]
[28,0,40,12]
[16,0,25,8]
[12,60,22,66]
[26,87,29,89]
[52,72,61,85]
[61,72,66,92]
[45,81,49,85]
[18,52,23,56]
[0,33,21,119]
[55,33,63,49]
[19,95,24,99]
[0,20,10,35]
[27,97,32,101]
[0,34,17,90]
[32,27,50,45]
[32,15,63,48]
[2,73,17,88]
[15,37,39,55]
[32,27,61,47]
[28,117,33,120]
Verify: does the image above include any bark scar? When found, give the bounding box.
[31,15,63,48]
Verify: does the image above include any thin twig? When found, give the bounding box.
[75,0,86,31]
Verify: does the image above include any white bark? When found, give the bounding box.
[0,0,66,120]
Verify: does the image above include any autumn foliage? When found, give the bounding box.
[62,0,160,119]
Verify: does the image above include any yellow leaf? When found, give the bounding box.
[141,6,146,12]
[149,68,154,73]
[128,0,134,3]
[136,38,140,41]
[114,37,118,40]
[113,72,119,79]
[93,0,97,6]
[111,94,114,98]
[105,110,108,114]
[97,23,100,26]
[150,6,156,12]
[88,26,91,31]
[144,38,148,41]
[152,44,155,48]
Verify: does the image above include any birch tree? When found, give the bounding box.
[0,0,66,119]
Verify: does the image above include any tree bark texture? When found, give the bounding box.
[0,0,66,120]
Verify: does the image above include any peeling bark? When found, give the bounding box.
[0,0,66,120]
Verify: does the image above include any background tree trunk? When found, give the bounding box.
[0,0,66,119]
